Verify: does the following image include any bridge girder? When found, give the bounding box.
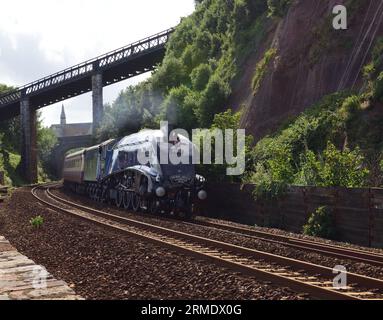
[0,28,173,119]
[0,28,174,183]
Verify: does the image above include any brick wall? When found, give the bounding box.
[204,183,383,248]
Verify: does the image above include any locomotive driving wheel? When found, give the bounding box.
[123,191,132,209]
[132,193,140,212]
[100,187,108,203]
[95,187,101,202]
[115,190,124,208]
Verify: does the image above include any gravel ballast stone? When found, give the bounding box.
[0,188,303,300]
[53,188,383,280]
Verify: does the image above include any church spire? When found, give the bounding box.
[60,104,66,125]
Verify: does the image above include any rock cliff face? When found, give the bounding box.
[231,0,383,141]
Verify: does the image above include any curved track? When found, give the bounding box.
[190,219,383,267]
[31,183,383,300]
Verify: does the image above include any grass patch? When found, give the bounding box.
[30,215,44,229]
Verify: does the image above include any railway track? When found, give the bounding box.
[56,185,383,268]
[190,219,383,267]
[31,183,383,300]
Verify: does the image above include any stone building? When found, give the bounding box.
[50,105,92,138]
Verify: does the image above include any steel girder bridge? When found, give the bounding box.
[0,28,174,119]
[0,28,174,183]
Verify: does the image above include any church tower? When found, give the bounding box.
[60,104,66,125]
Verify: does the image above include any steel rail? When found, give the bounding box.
[191,219,383,267]
[30,185,383,300]
[50,183,383,267]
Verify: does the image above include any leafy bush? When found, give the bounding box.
[267,0,291,17]
[251,163,288,201]
[1,84,58,182]
[338,95,361,121]
[246,87,377,195]
[191,63,212,91]
[252,48,277,93]
[30,216,44,228]
[319,143,369,187]
[195,75,230,127]
[363,38,383,102]
[151,57,188,94]
[160,85,199,131]
[248,137,294,200]
[37,123,58,178]
[303,206,335,239]
[296,142,369,188]
[374,72,383,103]
[196,109,253,182]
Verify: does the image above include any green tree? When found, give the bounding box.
[0,84,20,152]
[160,85,198,131]
[0,84,57,183]
[37,119,58,177]
[197,109,253,182]
[151,56,188,94]
[196,76,230,127]
[191,63,212,91]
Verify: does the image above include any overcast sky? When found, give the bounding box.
[0,0,195,127]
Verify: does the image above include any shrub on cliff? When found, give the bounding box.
[296,142,369,188]
[252,48,277,94]
[247,90,373,193]
[196,109,253,182]
[267,0,291,17]
[363,38,383,102]
[374,72,383,103]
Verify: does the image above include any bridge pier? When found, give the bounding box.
[92,72,104,134]
[20,98,38,184]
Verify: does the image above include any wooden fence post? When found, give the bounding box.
[302,187,308,220]
[333,187,339,230]
[368,188,374,248]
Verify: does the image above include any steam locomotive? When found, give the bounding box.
[62,129,207,218]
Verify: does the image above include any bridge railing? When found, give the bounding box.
[0,28,174,107]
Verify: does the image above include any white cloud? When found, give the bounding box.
[0,0,195,126]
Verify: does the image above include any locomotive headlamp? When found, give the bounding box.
[156,187,166,197]
[198,190,207,200]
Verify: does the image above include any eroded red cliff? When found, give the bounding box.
[230,0,383,141]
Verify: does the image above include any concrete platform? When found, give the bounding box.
[0,236,82,300]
